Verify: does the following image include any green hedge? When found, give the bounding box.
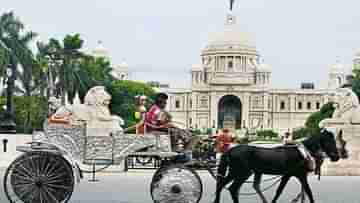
[0,96,47,133]
[256,129,279,140]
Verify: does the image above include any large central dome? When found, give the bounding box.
[202,14,257,55]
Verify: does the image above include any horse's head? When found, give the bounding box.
[320,128,348,161]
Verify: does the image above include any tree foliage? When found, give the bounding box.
[305,102,335,129]
[0,11,156,132]
[0,11,38,131]
[106,80,156,127]
[352,68,360,99]
[0,96,46,133]
[293,102,336,139]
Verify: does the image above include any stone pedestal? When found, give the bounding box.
[322,123,360,176]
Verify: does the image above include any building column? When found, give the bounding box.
[242,92,250,128]
[263,92,270,128]
[289,94,296,130]
[211,92,219,129]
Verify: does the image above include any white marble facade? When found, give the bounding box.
[165,13,359,134]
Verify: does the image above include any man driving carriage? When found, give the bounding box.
[137,93,194,153]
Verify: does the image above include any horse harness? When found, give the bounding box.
[297,143,324,180]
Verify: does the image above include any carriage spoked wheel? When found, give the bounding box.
[4,151,74,203]
[150,164,203,203]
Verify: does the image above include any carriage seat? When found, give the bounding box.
[136,118,169,135]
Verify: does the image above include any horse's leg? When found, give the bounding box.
[228,173,251,203]
[271,175,290,203]
[252,173,268,203]
[300,187,306,203]
[297,175,315,203]
[290,187,305,203]
[213,174,233,203]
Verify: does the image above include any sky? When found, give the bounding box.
[1,0,360,88]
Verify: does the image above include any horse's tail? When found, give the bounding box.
[217,152,230,180]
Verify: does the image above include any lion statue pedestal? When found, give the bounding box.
[320,88,360,175]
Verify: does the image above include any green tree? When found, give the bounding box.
[352,68,360,99]
[60,34,88,104]
[0,96,46,133]
[106,80,156,127]
[76,55,113,100]
[0,47,9,78]
[0,11,37,130]
[305,102,335,129]
[293,102,335,139]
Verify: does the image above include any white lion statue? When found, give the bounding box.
[331,88,360,123]
[320,88,360,128]
[50,86,124,136]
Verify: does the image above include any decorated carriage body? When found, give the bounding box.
[3,121,206,203]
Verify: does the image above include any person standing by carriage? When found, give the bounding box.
[215,128,234,164]
[281,131,294,145]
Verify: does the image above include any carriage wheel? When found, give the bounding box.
[4,151,74,203]
[150,164,203,203]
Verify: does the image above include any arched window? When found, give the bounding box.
[316,102,321,109]
[3,139,8,153]
[307,102,312,110]
[280,101,285,110]
[228,61,233,71]
[337,76,342,85]
[175,100,180,109]
[298,102,303,110]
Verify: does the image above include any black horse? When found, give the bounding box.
[213,128,348,203]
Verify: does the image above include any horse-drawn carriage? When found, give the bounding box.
[3,86,213,203]
[2,86,351,203]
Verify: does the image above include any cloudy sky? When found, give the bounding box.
[1,0,360,88]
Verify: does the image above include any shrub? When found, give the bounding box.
[256,129,279,140]
[0,96,47,133]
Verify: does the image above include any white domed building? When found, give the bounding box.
[92,41,110,60]
[328,60,347,89]
[111,61,129,80]
[164,12,358,133]
[91,41,130,81]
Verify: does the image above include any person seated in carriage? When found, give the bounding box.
[136,93,173,134]
[137,93,194,152]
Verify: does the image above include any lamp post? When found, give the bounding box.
[0,64,16,133]
[45,55,55,98]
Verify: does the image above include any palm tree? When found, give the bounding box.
[0,11,37,132]
[60,34,86,105]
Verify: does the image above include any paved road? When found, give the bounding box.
[0,169,359,203]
